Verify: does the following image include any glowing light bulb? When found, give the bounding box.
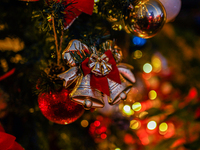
[148,90,157,100]
[124,105,131,111]
[81,120,89,128]
[159,122,168,132]
[132,102,142,111]
[152,56,162,72]
[100,133,107,139]
[147,121,157,130]
[133,50,143,59]
[143,63,152,73]
[130,120,140,129]
[123,105,134,116]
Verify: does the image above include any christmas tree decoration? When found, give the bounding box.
[0,124,24,150]
[45,0,94,29]
[124,0,166,38]
[0,68,15,81]
[89,116,111,143]
[159,0,181,22]
[59,40,136,109]
[38,88,84,124]
[62,0,94,29]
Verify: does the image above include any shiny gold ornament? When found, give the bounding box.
[70,74,105,109]
[124,0,166,38]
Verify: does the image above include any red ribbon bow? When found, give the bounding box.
[81,50,121,96]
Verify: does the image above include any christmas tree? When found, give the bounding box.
[1,0,200,150]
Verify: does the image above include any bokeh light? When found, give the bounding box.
[133,50,143,59]
[100,133,107,139]
[147,121,157,130]
[123,105,134,116]
[132,36,147,46]
[124,105,131,111]
[81,120,89,128]
[143,63,152,73]
[159,122,168,132]
[124,133,135,144]
[152,56,162,72]
[132,102,142,111]
[130,120,140,129]
[115,148,121,150]
[94,120,100,127]
[148,90,157,100]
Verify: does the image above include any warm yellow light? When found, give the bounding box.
[119,25,122,30]
[81,120,89,128]
[147,121,157,130]
[133,50,142,59]
[130,120,140,129]
[94,0,99,2]
[139,111,148,119]
[143,63,152,73]
[152,56,162,72]
[124,105,131,111]
[115,148,121,150]
[29,108,34,113]
[159,122,168,132]
[123,105,134,116]
[148,90,157,100]
[132,102,142,111]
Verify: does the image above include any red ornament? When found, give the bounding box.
[38,88,84,124]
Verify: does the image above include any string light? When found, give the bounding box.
[132,36,147,46]
[123,105,134,116]
[132,102,142,111]
[81,120,89,128]
[133,50,143,59]
[143,63,152,73]
[152,56,162,72]
[130,120,140,129]
[159,122,168,132]
[100,133,107,139]
[147,121,157,130]
[148,90,157,100]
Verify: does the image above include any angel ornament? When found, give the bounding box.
[58,39,136,110]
